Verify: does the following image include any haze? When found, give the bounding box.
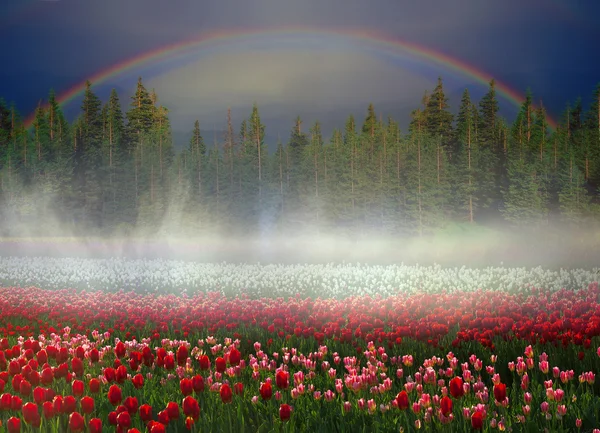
[0,0,599,267]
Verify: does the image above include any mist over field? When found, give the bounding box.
[1,225,599,268]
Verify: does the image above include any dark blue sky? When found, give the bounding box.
[1,0,599,138]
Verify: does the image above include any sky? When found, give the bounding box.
[1,0,599,146]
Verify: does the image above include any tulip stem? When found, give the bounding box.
[228,404,233,433]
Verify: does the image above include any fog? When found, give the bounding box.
[1,166,599,268]
[1,225,599,269]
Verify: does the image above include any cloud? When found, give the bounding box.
[146,47,434,133]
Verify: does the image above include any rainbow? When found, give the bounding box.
[23,26,558,130]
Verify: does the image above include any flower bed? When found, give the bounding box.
[0,285,600,431]
[0,258,598,297]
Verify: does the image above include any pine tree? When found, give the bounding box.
[126,77,154,138]
[223,107,237,206]
[248,103,266,205]
[302,121,324,228]
[558,150,592,225]
[502,156,547,226]
[361,103,378,138]
[454,89,478,222]
[425,77,454,144]
[288,115,309,198]
[478,79,500,149]
[32,104,49,162]
[106,89,125,164]
[585,83,600,184]
[80,81,103,145]
[76,81,103,229]
[188,119,206,199]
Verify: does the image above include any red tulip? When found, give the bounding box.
[104,368,116,383]
[71,357,84,377]
[192,375,204,393]
[72,379,84,397]
[115,365,128,384]
[440,396,453,416]
[279,403,291,422]
[32,386,45,404]
[7,416,20,433]
[89,348,100,363]
[42,401,54,419]
[275,371,289,389]
[185,416,195,430]
[8,361,20,376]
[36,350,48,365]
[233,382,243,395]
[69,412,85,433]
[396,391,409,410]
[215,357,226,373]
[228,347,241,366]
[45,387,55,402]
[52,395,63,414]
[0,392,11,410]
[220,383,233,403]
[89,418,102,433]
[471,410,484,430]
[117,411,132,428]
[198,355,210,370]
[149,421,166,433]
[22,402,41,427]
[63,395,77,414]
[166,401,180,420]
[107,384,122,406]
[81,396,95,414]
[182,396,200,420]
[449,376,464,399]
[11,374,22,391]
[180,378,193,396]
[260,382,272,400]
[493,383,507,403]
[74,346,85,359]
[122,396,137,415]
[11,395,23,411]
[115,341,126,358]
[139,404,153,423]
[157,409,170,425]
[40,368,53,385]
[164,355,175,370]
[108,411,118,425]
[176,345,189,367]
[132,374,144,389]
[89,378,100,393]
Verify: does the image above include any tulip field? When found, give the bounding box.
[0,259,600,431]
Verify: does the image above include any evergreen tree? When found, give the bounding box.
[188,119,206,200]
[287,116,309,198]
[425,77,454,146]
[478,79,500,149]
[248,103,266,204]
[454,89,478,222]
[585,83,600,184]
[361,103,378,138]
[126,77,154,139]
[2,75,600,237]
[558,150,593,225]
[502,156,547,226]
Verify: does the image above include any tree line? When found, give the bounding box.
[0,77,599,237]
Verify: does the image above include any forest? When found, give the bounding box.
[0,77,599,238]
